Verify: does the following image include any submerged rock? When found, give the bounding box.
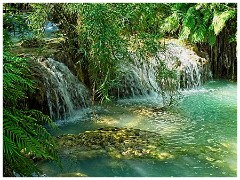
[58,172,87,177]
[57,127,172,160]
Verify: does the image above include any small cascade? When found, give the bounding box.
[157,41,212,89]
[116,40,212,101]
[32,58,90,120]
[118,54,160,98]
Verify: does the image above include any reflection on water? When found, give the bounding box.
[37,80,237,177]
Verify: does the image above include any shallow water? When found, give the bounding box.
[37,80,237,177]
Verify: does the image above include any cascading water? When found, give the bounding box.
[30,40,211,119]
[32,58,90,120]
[116,40,212,102]
[157,41,212,89]
[118,53,160,97]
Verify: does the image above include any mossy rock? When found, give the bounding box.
[21,38,44,48]
[57,127,173,160]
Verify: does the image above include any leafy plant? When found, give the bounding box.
[3,51,59,176]
[31,3,169,102]
[161,3,237,46]
[3,11,32,40]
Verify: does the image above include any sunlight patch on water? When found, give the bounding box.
[95,116,119,126]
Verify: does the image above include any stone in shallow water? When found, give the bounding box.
[58,172,87,177]
[57,127,173,160]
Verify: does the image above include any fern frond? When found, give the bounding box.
[3,136,41,177]
[23,109,58,129]
[3,51,59,176]
[4,108,58,159]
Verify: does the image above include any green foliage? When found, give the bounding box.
[33,3,167,102]
[161,12,180,34]
[3,12,32,45]
[208,25,216,46]
[161,3,237,46]
[3,52,59,176]
[212,9,235,36]
[27,3,49,37]
[75,4,129,102]
[20,3,237,104]
[3,52,34,106]
[155,59,178,106]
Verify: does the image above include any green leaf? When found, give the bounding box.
[212,10,235,35]
[208,25,216,46]
[191,24,207,43]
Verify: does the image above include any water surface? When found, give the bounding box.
[38,80,237,177]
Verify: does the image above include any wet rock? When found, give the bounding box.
[57,127,171,160]
[58,172,87,177]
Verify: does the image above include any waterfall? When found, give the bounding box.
[32,58,90,120]
[117,54,160,98]
[30,40,211,119]
[116,40,212,102]
[157,41,212,89]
